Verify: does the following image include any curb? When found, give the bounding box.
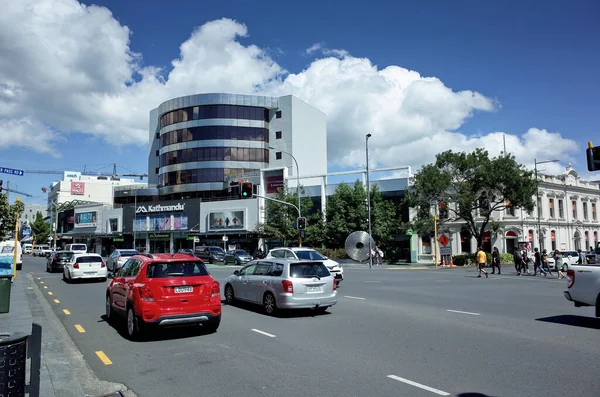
[27,273,137,397]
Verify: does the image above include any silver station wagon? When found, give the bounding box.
[223,259,338,315]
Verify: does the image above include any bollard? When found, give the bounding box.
[0,332,28,397]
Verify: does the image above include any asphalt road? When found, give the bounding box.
[23,256,600,397]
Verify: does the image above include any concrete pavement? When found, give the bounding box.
[24,256,600,397]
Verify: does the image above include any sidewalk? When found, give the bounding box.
[0,273,85,397]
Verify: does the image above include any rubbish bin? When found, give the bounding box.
[0,332,28,397]
[0,277,12,314]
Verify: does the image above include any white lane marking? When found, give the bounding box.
[362,280,382,283]
[446,309,480,316]
[344,296,366,300]
[435,280,451,283]
[387,375,450,396]
[251,329,276,338]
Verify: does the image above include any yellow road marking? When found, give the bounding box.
[40,281,44,284]
[37,277,40,280]
[95,351,113,365]
[53,299,60,304]
[48,292,53,296]
[43,286,48,289]
[63,309,71,315]
[74,324,86,333]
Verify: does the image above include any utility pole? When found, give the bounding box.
[434,215,438,268]
[366,134,373,269]
[13,198,20,278]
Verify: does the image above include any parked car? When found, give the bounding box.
[266,247,344,283]
[64,243,88,254]
[106,249,139,271]
[46,251,74,273]
[224,249,253,266]
[32,245,52,257]
[194,246,225,263]
[62,253,107,283]
[559,250,581,271]
[23,243,33,255]
[224,259,338,315]
[105,253,221,340]
[563,262,600,318]
[0,240,22,270]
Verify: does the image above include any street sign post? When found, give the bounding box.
[0,167,24,176]
[437,233,452,256]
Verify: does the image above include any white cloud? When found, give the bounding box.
[0,118,64,156]
[0,0,580,176]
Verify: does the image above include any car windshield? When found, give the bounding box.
[210,247,224,254]
[56,252,73,260]
[236,250,248,255]
[119,250,138,257]
[72,244,87,250]
[76,256,102,263]
[289,262,330,278]
[295,250,326,260]
[147,262,210,278]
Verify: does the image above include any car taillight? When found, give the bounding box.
[101,261,106,268]
[139,286,154,302]
[282,280,293,293]
[73,262,79,269]
[52,255,57,261]
[333,279,337,291]
[567,269,575,288]
[211,281,220,297]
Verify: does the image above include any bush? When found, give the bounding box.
[452,252,514,266]
[452,254,475,266]
[315,248,347,260]
[500,253,513,265]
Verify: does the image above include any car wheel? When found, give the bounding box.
[105,295,113,322]
[263,292,277,315]
[208,257,213,264]
[100,277,107,282]
[224,284,235,304]
[46,264,50,273]
[126,307,143,340]
[562,264,568,272]
[16,263,22,271]
[63,270,70,283]
[316,306,329,313]
[235,258,240,266]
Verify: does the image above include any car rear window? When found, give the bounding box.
[71,244,87,250]
[289,262,330,278]
[295,250,325,260]
[56,252,73,260]
[119,250,138,257]
[76,256,102,263]
[210,247,224,253]
[146,262,210,278]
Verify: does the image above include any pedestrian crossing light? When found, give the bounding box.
[240,182,253,198]
[297,217,306,230]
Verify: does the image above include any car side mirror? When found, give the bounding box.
[233,270,240,276]
[107,272,114,279]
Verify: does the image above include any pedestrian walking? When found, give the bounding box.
[512,247,522,275]
[553,250,565,279]
[533,248,546,276]
[476,246,489,278]
[491,247,501,274]
[541,249,552,275]
[577,249,585,264]
[375,247,384,265]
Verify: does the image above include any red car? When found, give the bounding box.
[105,253,221,340]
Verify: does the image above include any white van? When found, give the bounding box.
[0,240,23,270]
[65,243,88,254]
[23,243,33,255]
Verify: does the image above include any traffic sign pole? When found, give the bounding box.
[13,198,20,278]
[434,216,438,268]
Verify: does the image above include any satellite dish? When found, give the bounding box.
[345,231,375,262]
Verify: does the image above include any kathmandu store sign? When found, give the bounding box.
[136,203,186,214]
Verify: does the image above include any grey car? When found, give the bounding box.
[224,249,253,266]
[223,259,338,315]
[194,246,225,263]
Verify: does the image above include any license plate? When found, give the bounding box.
[84,271,96,275]
[175,286,193,293]
[307,286,322,293]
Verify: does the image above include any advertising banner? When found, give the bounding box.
[209,211,245,231]
[74,211,97,228]
[0,246,15,277]
[71,181,85,196]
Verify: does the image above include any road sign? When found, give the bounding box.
[0,167,24,176]
[438,233,452,256]
[222,235,228,242]
[193,237,199,243]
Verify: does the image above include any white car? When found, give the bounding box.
[0,240,23,270]
[266,247,344,283]
[564,261,600,318]
[32,245,52,257]
[62,253,107,283]
[64,243,88,254]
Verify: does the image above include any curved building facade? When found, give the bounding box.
[150,93,280,195]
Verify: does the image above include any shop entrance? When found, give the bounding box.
[150,239,170,254]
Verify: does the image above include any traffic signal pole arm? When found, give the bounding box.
[253,194,301,218]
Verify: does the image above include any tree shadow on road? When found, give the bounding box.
[98,314,216,342]
[535,315,600,330]
[223,299,332,319]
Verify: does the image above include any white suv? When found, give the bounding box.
[266,247,344,283]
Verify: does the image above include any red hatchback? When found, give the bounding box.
[105,253,221,340]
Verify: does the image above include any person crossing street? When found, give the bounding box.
[476,246,489,278]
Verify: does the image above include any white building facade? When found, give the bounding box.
[21,203,47,223]
[417,165,600,261]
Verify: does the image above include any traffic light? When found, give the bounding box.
[587,142,600,172]
[297,217,306,230]
[240,182,253,198]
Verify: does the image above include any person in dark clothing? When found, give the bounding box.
[512,247,522,275]
[541,249,552,276]
[491,247,501,274]
[533,248,547,276]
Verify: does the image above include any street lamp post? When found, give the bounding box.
[268,146,302,246]
[366,134,373,269]
[534,158,559,251]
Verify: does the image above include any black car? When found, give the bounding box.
[46,251,74,273]
[194,246,225,263]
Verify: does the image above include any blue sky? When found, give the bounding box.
[1,0,599,204]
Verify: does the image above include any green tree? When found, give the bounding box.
[406,149,538,248]
[30,211,51,244]
[0,195,24,241]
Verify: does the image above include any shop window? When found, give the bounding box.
[421,236,432,254]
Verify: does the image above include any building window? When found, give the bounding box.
[438,201,448,219]
[549,198,555,218]
[276,110,282,119]
[572,200,577,219]
[275,131,282,139]
[583,202,588,220]
[159,105,269,128]
[155,132,159,140]
[421,236,432,254]
[558,199,564,218]
[506,205,516,216]
[155,149,159,157]
[593,203,597,220]
[537,197,542,218]
[460,231,471,253]
[275,152,282,160]
[551,230,556,251]
[155,167,159,174]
